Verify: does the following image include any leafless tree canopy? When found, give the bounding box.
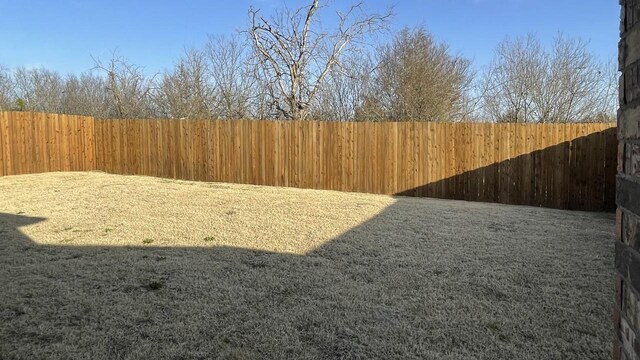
[310,52,376,121]
[205,35,255,119]
[0,2,617,123]
[247,0,391,120]
[480,34,616,123]
[155,48,213,120]
[92,53,157,119]
[0,66,14,111]
[12,67,65,113]
[145,35,256,120]
[61,73,110,117]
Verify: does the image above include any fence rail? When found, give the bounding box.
[0,112,617,211]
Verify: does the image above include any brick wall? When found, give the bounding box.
[617,1,640,359]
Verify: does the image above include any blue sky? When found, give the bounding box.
[0,0,619,75]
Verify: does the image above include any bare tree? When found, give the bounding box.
[155,48,213,119]
[311,52,376,121]
[154,36,255,120]
[248,0,391,120]
[12,67,65,113]
[0,66,14,111]
[205,35,255,119]
[247,62,278,120]
[93,53,157,119]
[591,58,618,122]
[61,72,111,117]
[481,34,614,123]
[0,66,112,116]
[480,34,541,123]
[358,27,473,122]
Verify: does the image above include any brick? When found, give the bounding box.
[616,242,640,303]
[619,104,640,140]
[621,318,639,360]
[624,212,640,249]
[622,74,629,107]
[622,29,640,68]
[628,144,640,177]
[623,281,640,332]
[626,0,640,31]
[618,304,623,339]
[623,39,629,71]
[618,176,640,215]
[622,143,628,173]
[620,208,625,240]
[623,1,627,37]
[624,62,640,105]
[619,274,626,307]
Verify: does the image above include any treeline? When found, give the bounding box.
[0,1,617,123]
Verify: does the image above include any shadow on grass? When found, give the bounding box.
[0,201,614,359]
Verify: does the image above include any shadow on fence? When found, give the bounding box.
[396,128,618,212]
[0,111,617,211]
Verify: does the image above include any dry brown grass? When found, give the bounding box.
[0,172,614,359]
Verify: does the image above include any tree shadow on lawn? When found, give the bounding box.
[0,201,614,360]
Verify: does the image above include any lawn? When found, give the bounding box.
[0,172,614,359]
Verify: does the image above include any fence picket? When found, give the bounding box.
[0,111,617,211]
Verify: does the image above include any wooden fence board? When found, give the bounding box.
[0,112,5,176]
[0,111,617,211]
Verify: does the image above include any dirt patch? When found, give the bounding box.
[0,172,614,359]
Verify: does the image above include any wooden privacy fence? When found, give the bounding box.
[0,112,617,211]
[0,112,96,175]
